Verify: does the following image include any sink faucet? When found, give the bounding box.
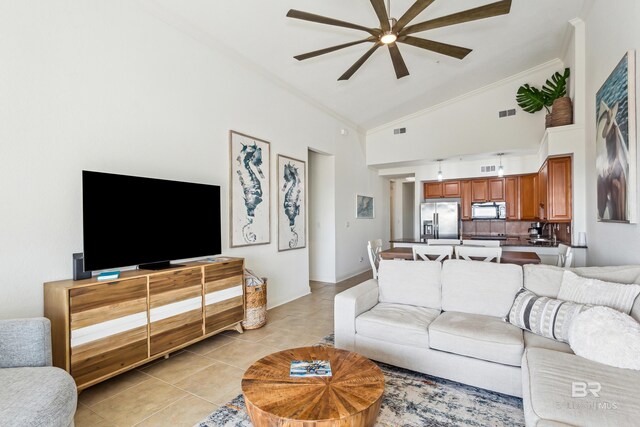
[541,222,552,238]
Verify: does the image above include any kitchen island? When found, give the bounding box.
[389,237,587,266]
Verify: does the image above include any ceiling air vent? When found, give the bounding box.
[498,109,517,118]
[393,127,407,135]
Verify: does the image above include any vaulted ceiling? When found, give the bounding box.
[149,0,588,130]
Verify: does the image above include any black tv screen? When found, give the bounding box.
[82,171,221,271]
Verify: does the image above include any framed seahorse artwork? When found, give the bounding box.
[229,131,271,247]
[277,154,306,252]
[595,50,637,223]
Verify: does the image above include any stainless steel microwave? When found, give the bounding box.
[471,202,506,220]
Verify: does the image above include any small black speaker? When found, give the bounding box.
[73,253,92,280]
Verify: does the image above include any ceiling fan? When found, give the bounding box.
[287,0,513,80]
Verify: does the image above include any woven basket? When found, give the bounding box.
[243,278,267,330]
[551,97,573,127]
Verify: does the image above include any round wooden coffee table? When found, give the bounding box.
[241,346,384,427]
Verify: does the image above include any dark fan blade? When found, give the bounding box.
[287,10,380,36]
[338,43,382,81]
[370,0,390,32]
[387,43,410,79]
[394,0,436,32]
[399,36,472,59]
[294,37,377,61]
[402,0,512,35]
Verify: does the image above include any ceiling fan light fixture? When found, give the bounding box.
[380,31,397,44]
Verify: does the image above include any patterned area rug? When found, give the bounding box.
[196,336,525,427]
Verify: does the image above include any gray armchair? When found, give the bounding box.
[0,318,77,427]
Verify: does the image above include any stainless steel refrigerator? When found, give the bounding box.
[420,199,461,240]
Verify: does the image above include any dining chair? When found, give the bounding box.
[413,245,453,262]
[455,246,502,263]
[427,239,461,246]
[557,244,573,268]
[367,239,383,279]
[462,239,501,247]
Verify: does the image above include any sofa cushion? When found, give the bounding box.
[441,260,523,318]
[524,264,640,322]
[378,259,441,309]
[507,288,590,343]
[558,270,640,314]
[428,311,524,366]
[522,348,640,427]
[0,366,77,427]
[524,331,573,354]
[355,303,439,348]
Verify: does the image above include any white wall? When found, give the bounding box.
[0,1,387,318]
[584,0,640,265]
[366,61,564,168]
[402,182,415,238]
[334,133,389,281]
[308,151,336,283]
[390,180,403,240]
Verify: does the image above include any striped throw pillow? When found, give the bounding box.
[507,288,590,343]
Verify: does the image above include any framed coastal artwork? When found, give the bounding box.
[595,50,637,223]
[277,154,306,251]
[356,195,375,219]
[229,131,271,247]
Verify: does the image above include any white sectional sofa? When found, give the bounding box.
[334,259,640,427]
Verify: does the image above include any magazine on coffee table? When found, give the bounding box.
[290,360,332,377]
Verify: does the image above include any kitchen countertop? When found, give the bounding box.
[389,236,587,249]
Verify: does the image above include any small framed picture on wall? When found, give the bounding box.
[356,195,374,219]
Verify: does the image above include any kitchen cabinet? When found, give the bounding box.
[443,181,461,198]
[471,180,488,202]
[519,174,538,220]
[538,162,548,220]
[424,182,443,198]
[488,178,505,201]
[505,177,519,219]
[547,156,572,222]
[461,180,472,220]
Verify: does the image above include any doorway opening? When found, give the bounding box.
[308,149,336,283]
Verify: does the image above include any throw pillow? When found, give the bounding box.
[507,288,590,343]
[558,270,640,314]
[568,306,640,370]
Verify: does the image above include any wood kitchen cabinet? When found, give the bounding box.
[424,182,443,198]
[538,162,548,220]
[547,156,572,222]
[505,177,519,219]
[488,178,505,201]
[519,174,538,220]
[471,180,488,202]
[443,181,461,198]
[461,180,472,219]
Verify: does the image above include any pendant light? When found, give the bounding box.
[437,160,443,182]
[497,153,504,177]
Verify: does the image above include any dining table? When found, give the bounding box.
[379,247,541,266]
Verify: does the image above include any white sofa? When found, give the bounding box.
[334,259,640,427]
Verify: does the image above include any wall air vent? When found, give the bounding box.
[481,165,497,173]
[393,127,407,135]
[498,109,517,118]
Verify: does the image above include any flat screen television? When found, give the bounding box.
[82,171,222,271]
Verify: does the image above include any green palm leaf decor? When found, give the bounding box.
[516,68,570,115]
[516,84,549,114]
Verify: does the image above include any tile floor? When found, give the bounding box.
[74,271,370,427]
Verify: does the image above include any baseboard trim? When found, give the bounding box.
[266,290,311,310]
[336,268,372,284]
